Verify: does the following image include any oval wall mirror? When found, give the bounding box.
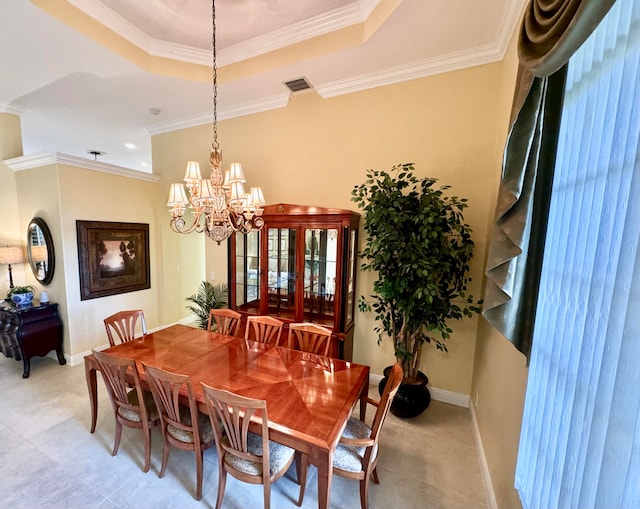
[27,217,55,285]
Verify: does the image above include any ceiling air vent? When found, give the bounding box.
[283,77,313,93]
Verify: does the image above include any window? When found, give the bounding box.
[515,1,640,508]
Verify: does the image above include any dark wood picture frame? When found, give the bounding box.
[76,220,150,300]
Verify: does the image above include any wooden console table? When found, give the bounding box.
[0,301,66,378]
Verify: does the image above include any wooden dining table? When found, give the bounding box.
[84,323,370,509]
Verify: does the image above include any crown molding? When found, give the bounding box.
[3,152,159,182]
[67,0,381,68]
[147,93,290,135]
[0,104,25,115]
[220,3,366,66]
[148,39,210,65]
[317,0,525,98]
[316,43,503,98]
[67,0,154,52]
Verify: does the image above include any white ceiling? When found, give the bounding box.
[0,0,525,171]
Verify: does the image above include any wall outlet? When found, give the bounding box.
[474,391,479,408]
[210,271,216,281]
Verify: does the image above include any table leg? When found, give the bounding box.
[84,358,98,433]
[314,448,333,509]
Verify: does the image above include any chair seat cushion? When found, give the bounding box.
[118,389,158,422]
[224,432,295,476]
[167,409,214,444]
[333,416,378,473]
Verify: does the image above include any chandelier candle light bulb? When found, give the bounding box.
[166,0,266,245]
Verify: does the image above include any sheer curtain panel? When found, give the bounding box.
[515,0,640,507]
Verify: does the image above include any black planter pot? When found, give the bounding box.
[378,365,431,418]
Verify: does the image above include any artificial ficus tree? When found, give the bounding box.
[351,163,482,381]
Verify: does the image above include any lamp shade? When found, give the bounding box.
[0,246,24,265]
[227,162,246,183]
[249,187,266,207]
[183,161,202,182]
[167,183,189,206]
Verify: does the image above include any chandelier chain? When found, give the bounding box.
[211,0,218,150]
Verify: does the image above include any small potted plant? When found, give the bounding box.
[352,163,482,417]
[8,285,37,306]
[186,281,228,329]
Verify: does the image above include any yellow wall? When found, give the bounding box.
[0,114,25,293]
[55,165,163,357]
[470,27,529,509]
[154,61,509,394]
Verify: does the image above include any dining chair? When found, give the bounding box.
[244,315,284,345]
[298,363,403,509]
[287,322,333,356]
[207,308,242,336]
[142,363,216,500]
[92,349,159,473]
[103,309,147,347]
[201,383,302,509]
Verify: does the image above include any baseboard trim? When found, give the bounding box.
[369,373,471,408]
[471,403,498,509]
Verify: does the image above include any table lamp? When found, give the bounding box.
[0,245,25,294]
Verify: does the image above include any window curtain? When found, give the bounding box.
[515,0,640,506]
[482,0,616,358]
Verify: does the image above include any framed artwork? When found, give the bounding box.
[76,220,150,300]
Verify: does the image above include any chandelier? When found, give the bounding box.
[167,0,266,245]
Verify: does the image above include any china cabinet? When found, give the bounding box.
[229,203,360,360]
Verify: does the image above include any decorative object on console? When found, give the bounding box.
[166,0,266,245]
[0,245,24,297]
[352,163,482,417]
[8,285,36,306]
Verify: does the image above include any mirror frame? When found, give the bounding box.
[27,217,55,285]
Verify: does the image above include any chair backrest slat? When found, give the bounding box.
[201,384,270,480]
[104,309,146,347]
[207,308,242,336]
[287,322,333,356]
[370,363,403,441]
[143,363,200,436]
[245,315,284,345]
[93,349,146,419]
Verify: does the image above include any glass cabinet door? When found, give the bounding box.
[346,228,357,325]
[266,227,297,319]
[304,228,338,326]
[234,230,260,313]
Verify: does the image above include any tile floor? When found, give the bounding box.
[0,356,488,509]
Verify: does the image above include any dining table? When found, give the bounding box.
[84,323,370,509]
